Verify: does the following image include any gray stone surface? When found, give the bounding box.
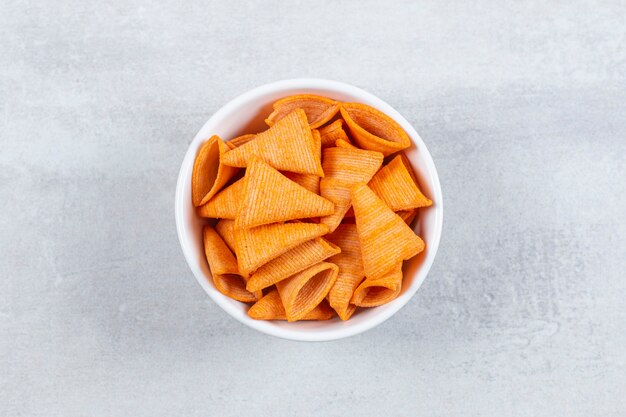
[1,1,625,416]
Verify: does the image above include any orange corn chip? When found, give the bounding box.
[276,262,339,321]
[351,263,403,307]
[235,222,330,276]
[192,135,239,206]
[321,146,383,183]
[248,288,334,321]
[215,219,237,255]
[283,172,320,194]
[266,94,340,129]
[222,109,323,176]
[203,226,260,302]
[351,183,425,279]
[229,134,255,148]
[340,103,411,156]
[246,237,340,292]
[397,209,417,225]
[319,178,353,232]
[326,224,365,320]
[236,158,334,229]
[335,138,357,149]
[319,119,350,148]
[319,146,383,231]
[344,207,355,218]
[369,154,432,211]
[197,178,245,219]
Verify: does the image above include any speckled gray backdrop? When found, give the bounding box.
[1,1,625,416]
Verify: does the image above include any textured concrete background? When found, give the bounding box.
[1,1,625,416]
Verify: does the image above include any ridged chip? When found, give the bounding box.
[203,226,260,302]
[192,135,239,206]
[351,263,403,307]
[236,157,334,229]
[265,94,340,129]
[351,183,425,279]
[222,109,323,176]
[276,262,339,321]
[340,103,411,156]
[197,178,245,219]
[369,154,432,211]
[248,288,334,321]
[246,237,340,292]
[325,224,365,320]
[234,222,330,277]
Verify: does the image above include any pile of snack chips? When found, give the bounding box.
[191,95,432,321]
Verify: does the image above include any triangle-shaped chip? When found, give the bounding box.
[235,222,330,276]
[368,153,432,211]
[248,288,335,321]
[351,183,425,280]
[198,178,245,219]
[236,157,334,229]
[221,108,324,176]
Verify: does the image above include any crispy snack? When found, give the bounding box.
[369,154,432,211]
[351,183,425,279]
[246,237,340,292]
[228,134,255,148]
[283,172,321,194]
[197,178,245,219]
[319,178,353,232]
[248,288,334,321]
[319,146,383,231]
[192,135,239,206]
[215,218,238,256]
[325,224,365,320]
[397,209,417,225]
[351,263,403,307]
[222,109,323,176]
[203,226,261,302]
[321,146,383,183]
[266,94,340,129]
[236,158,334,229]
[235,222,330,277]
[340,103,411,156]
[319,119,350,148]
[335,138,357,149]
[276,262,339,321]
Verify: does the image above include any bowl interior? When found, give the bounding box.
[175,80,443,341]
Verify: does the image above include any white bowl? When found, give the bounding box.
[175,79,443,341]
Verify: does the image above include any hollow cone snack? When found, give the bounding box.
[326,224,365,320]
[266,94,340,129]
[192,135,239,206]
[319,119,350,148]
[340,103,410,156]
[276,262,339,322]
[198,178,245,219]
[319,146,383,231]
[235,222,330,276]
[369,154,432,211]
[351,183,425,279]
[236,158,334,229]
[215,219,238,255]
[246,237,340,292]
[351,263,403,307]
[248,288,334,321]
[203,226,260,302]
[222,109,323,176]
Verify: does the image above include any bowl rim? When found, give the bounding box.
[175,78,443,341]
